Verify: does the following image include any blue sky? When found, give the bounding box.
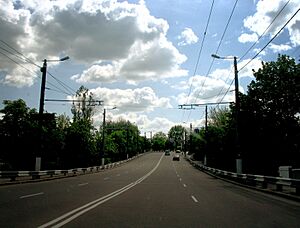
[0,0,299,135]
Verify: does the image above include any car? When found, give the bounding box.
[165,150,171,156]
[173,154,180,161]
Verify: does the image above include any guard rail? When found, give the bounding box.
[187,157,300,196]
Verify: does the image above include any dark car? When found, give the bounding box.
[173,154,180,161]
[165,150,171,156]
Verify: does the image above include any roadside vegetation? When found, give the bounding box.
[0,55,299,175]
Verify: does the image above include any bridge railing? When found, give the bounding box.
[186,157,300,197]
[0,154,141,183]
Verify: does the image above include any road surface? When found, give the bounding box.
[0,152,299,227]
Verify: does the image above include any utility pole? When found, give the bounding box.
[101,108,106,166]
[189,123,192,156]
[234,56,242,174]
[211,54,242,174]
[36,56,69,171]
[36,59,47,171]
[204,105,208,166]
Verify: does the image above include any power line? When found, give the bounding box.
[181,0,215,122]
[186,0,239,122]
[0,40,77,97]
[213,0,293,106]
[239,6,300,72]
[238,0,291,62]
[0,40,40,68]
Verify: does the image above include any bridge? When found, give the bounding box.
[0,152,299,227]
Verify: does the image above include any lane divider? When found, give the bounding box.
[19,192,44,199]
[191,195,198,203]
[39,153,164,228]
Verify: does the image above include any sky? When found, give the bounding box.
[0,0,300,136]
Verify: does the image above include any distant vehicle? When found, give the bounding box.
[173,154,180,161]
[176,150,181,153]
[165,150,170,156]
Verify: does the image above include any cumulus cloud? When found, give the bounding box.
[269,43,292,52]
[178,27,199,46]
[176,75,236,105]
[239,0,300,46]
[176,57,263,106]
[238,33,258,43]
[0,0,187,87]
[92,111,176,134]
[88,86,172,113]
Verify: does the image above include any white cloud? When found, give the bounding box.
[176,75,236,105]
[88,86,172,113]
[269,43,292,52]
[92,111,176,135]
[238,58,262,78]
[0,0,187,87]
[178,27,199,46]
[238,33,258,43]
[241,0,300,46]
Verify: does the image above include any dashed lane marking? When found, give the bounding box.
[191,195,198,203]
[20,192,44,199]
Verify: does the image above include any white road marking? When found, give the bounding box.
[179,178,182,182]
[116,174,120,177]
[39,153,164,228]
[191,195,198,203]
[78,183,88,187]
[183,184,187,188]
[104,177,110,180]
[20,192,44,199]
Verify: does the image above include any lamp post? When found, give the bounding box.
[101,106,116,166]
[36,56,69,171]
[211,54,242,174]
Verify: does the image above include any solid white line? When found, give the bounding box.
[191,195,198,203]
[20,192,44,199]
[39,154,164,228]
[78,183,88,187]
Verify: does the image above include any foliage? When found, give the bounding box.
[152,132,167,151]
[168,125,186,150]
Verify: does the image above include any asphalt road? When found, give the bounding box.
[0,152,299,227]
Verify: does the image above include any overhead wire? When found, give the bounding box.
[212,0,293,106]
[239,6,300,72]
[181,0,215,123]
[0,40,77,98]
[185,0,239,123]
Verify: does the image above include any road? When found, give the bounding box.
[0,152,299,227]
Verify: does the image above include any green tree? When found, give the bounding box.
[71,85,95,123]
[240,55,300,174]
[168,125,186,150]
[152,132,167,151]
[0,99,38,170]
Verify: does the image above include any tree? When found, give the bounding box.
[240,55,300,174]
[152,132,167,151]
[168,125,186,150]
[0,99,38,170]
[71,86,95,123]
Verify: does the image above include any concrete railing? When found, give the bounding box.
[187,157,300,196]
[0,154,141,183]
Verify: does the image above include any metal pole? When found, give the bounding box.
[39,59,47,116]
[234,56,242,174]
[36,59,47,171]
[101,109,106,166]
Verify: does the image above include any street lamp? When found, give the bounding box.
[36,56,70,171]
[211,54,242,174]
[101,106,117,166]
